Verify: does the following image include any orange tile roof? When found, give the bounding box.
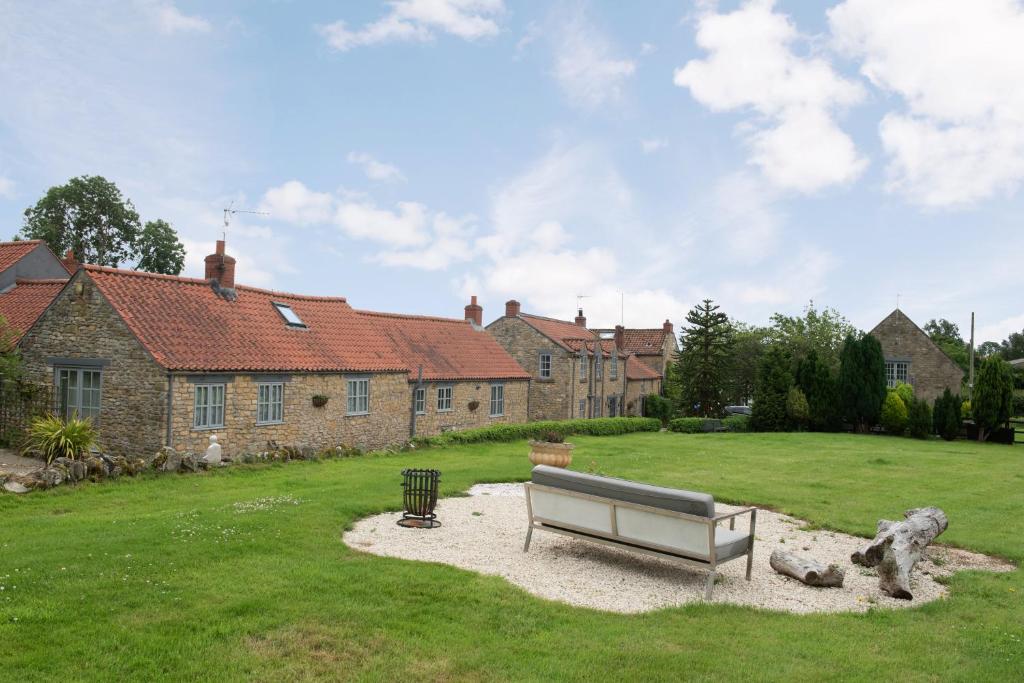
[519,313,598,351]
[0,279,67,343]
[83,266,407,373]
[358,311,530,381]
[626,353,662,380]
[619,328,670,356]
[563,338,624,358]
[0,240,47,273]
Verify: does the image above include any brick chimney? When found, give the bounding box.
[505,299,521,317]
[614,324,625,350]
[61,249,79,273]
[464,295,483,326]
[663,319,674,336]
[575,308,587,327]
[204,240,236,291]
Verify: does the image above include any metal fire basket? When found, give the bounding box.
[398,468,441,528]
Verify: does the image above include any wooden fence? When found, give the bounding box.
[0,380,53,447]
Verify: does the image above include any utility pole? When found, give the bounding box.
[969,312,975,402]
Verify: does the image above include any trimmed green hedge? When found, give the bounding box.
[723,415,750,432]
[668,418,706,433]
[412,417,661,447]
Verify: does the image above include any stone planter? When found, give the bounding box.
[528,441,575,468]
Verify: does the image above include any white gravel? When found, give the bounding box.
[343,483,1013,614]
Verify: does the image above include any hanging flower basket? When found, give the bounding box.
[312,395,329,408]
[468,399,480,412]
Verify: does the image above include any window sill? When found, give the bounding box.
[192,425,224,432]
[256,421,285,427]
[489,414,504,418]
[346,411,369,417]
[415,411,426,416]
[437,409,453,413]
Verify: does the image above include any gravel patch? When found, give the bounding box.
[344,483,1014,614]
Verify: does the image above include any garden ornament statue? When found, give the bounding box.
[203,434,223,467]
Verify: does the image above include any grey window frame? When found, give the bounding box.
[538,352,552,379]
[437,384,453,412]
[55,366,103,423]
[346,376,370,415]
[595,353,603,380]
[885,360,909,388]
[579,399,586,417]
[414,387,426,415]
[610,353,618,380]
[489,383,504,417]
[579,353,587,380]
[193,383,226,430]
[256,382,284,425]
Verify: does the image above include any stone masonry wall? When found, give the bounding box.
[411,379,529,437]
[625,377,661,415]
[572,352,628,418]
[871,310,965,405]
[488,317,572,420]
[169,372,411,457]
[19,272,168,457]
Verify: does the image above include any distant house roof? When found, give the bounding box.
[869,309,963,370]
[357,310,530,382]
[1010,357,1024,369]
[518,313,597,351]
[591,327,673,356]
[562,338,624,358]
[0,279,67,343]
[626,354,662,380]
[80,265,408,373]
[0,240,71,275]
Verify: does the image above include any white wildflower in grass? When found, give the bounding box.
[231,495,303,514]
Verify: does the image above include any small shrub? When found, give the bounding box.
[785,387,810,431]
[668,417,705,433]
[643,394,673,425]
[722,415,750,432]
[22,414,98,464]
[880,390,908,436]
[933,388,962,441]
[1014,389,1024,418]
[961,400,972,418]
[412,417,660,448]
[893,382,915,407]
[907,398,932,439]
[539,431,565,443]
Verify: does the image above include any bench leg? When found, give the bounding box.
[745,547,754,581]
[704,571,716,601]
[523,526,533,553]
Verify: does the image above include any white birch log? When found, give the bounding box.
[851,506,948,600]
[769,550,845,587]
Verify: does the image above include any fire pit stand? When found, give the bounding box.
[398,468,441,528]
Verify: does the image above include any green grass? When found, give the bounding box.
[1,433,1022,681]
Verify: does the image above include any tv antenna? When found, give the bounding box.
[222,200,269,239]
[575,294,590,312]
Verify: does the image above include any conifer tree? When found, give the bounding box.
[750,345,792,431]
[674,299,733,417]
[838,333,887,432]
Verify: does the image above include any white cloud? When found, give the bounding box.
[640,139,667,154]
[723,246,836,308]
[674,0,866,192]
[335,200,430,247]
[551,7,636,107]
[375,212,475,269]
[347,151,406,183]
[711,172,783,263]
[317,0,504,51]
[0,176,14,199]
[259,181,335,225]
[829,0,1024,206]
[977,313,1024,346]
[147,2,211,35]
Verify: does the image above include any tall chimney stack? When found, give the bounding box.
[614,324,625,350]
[464,295,483,326]
[663,319,674,336]
[575,308,587,327]
[204,239,236,291]
[505,299,521,317]
[61,249,79,273]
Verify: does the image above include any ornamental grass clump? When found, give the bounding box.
[22,414,98,464]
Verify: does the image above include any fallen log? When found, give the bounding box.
[769,550,845,587]
[851,507,948,600]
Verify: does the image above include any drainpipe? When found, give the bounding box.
[570,349,577,418]
[409,365,423,439]
[165,373,174,448]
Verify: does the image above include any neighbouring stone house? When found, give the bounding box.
[624,354,662,416]
[592,321,678,380]
[17,242,529,457]
[869,309,964,404]
[0,240,72,342]
[487,301,628,420]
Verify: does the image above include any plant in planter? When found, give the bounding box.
[311,394,329,408]
[468,399,480,412]
[528,431,574,468]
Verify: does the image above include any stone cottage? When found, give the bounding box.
[17,242,529,457]
[0,240,72,342]
[592,321,678,379]
[487,301,628,421]
[624,354,662,416]
[869,309,964,404]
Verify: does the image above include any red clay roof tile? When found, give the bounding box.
[626,353,662,380]
[618,328,670,355]
[519,313,598,350]
[0,279,67,343]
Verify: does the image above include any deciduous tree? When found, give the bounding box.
[136,219,186,275]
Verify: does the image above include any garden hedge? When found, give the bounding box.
[412,417,661,447]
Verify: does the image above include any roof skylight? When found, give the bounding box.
[273,302,306,328]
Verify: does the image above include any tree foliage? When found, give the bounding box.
[675,299,733,417]
[972,356,1014,441]
[786,387,810,431]
[838,333,887,432]
[907,398,933,440]
[766,301,857,373]
[136,219,186,275]
[881,390,909,435]
[794,348,841,431]
[723,322,767,406]
[750,345,792,432]
[933,389,962,441]
[924,318,970,372]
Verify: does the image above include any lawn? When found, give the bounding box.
[1,433,1021,681]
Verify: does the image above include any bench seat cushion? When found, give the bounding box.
[531,465,715,518]
[714,527,752,561]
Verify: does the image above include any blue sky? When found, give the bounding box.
[1,0,1021,344]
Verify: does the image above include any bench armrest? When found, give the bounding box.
[712,507,756,524]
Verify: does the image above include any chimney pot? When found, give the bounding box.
[464,295,483,327]
[575,309,587,327]
[663,319,674,335]
[205,240,237,291]
[505,299,521,317]
[61,249,79,273]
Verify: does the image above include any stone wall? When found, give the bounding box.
[169,371,412,456]
[574,353,628,418]
[870,310,965,404]
[18,272,169,457]
[488,317,573,420]
[625,377,661,416]
[411,379,529,436]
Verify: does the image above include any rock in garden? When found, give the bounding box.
[85,456,107,480]
[852,507,948,600]
[769,549,845,587]
[179,454,198,472]
[162,450,182,473]
[3,479,30,494]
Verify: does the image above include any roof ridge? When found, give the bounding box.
[14,278,69,285]
[520,312,576,325]
[357,309,471,324]
[0,239,43,246]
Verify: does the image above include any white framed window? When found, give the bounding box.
[595,354,603,380]
[489,384,504,416]
[346,377,369,415]
[414,387,426,415]
[257,382,284,425]
[539,353,552,379]
[194,384,225,429]
[55,367,102,422]
[610,353,618,380]
[885,361,909,388]
[437,385,453,412]
[579,353,587,380]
